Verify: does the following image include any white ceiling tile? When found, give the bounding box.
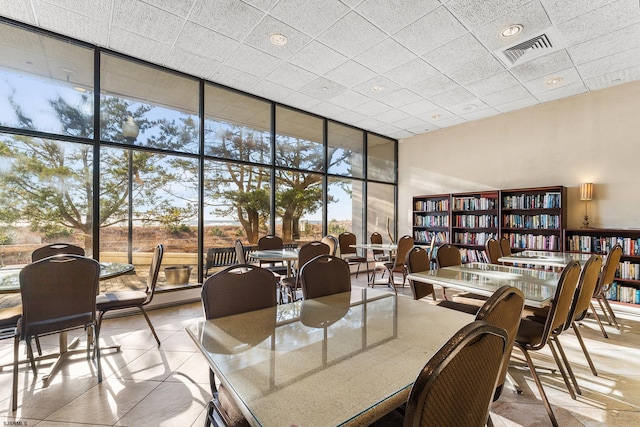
[323,60,377,88]
[265,62,318,89]
[584,64,640,90]
[424,33,488,74]
[224,44,282,78]
[352,100,393,116]
[317,11,386,58]
[3,0,37,24]
[466,71,520,97]
[392,116,430,130]
[568,23,640,66]
[111,0,184,45]
[534,81,587,102]
[313,101,347,118]
[329,90,372,109]
[388,129,414,139]
[577,46,640,81]
[541,0,619,24]
[352,76,403,98]
[460,107,500,121]
[243,0,281,12]
[377,88,423,108]
[210,65,261,91]
[407,74,459,98]
[189,0,264,41]
[433,116,467,128]
[251,79,296,103]
[33,1,110,47]
[355,0,440,34]
[175,22,239,60]
[394,6,467,56]
[510,49,575,83]
[398,99,440,115]
[447,54,506,86]
[448,100,490,115]
[283,92,322,110]
[430,86,476,108]
[288,41,348,75]
[446,0,531,30]
[385,58,439,86]
[354,37,416,74]
[332,109,368,125]
[164,48,221,79]
[482,84,532,107]
[141,0,197,17]
[269,0,349,37]
[373,109,410,123]
[243,15,311,60]
[352,117,385,130]
[109,28,172,65]
[418,108,455,124]
[494,96,539,113]
[523,66,582,94]
[405,122,434,134]
[37,0,113,20]
[299,77,348,100]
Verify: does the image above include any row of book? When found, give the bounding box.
[617,261,640,280]
[414,230,449,244]
[503,233,560,250]
[459,248,490,264]
[566,235,640,256]
[502,192,562,210]
[414,199,449,212]
[452,197,497,211]
[606,282,640,304]
[502,214,561,230]
[453,232,497,246]
[453,214,498,228]
[414,215,449,227]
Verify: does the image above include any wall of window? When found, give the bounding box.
[0,19,397,290]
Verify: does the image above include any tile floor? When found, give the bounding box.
[1,274,640,426]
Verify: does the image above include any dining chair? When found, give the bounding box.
[370,232,390,261]
[514,260,581,427]
[337,232,369,278]
[201,264,278,427]
[403,321,508,427]
[257,235,288,275]
[1,305,21,411]
[299,254,351,299]
[435,244,461,300]
[485,238,502,264]
[499,237,512,257]
[382,235,414,294]
[31,242,85,262]
[96,244,163,348]
[17,254,102,408]
[591,244,622,338]
[321,235,338,256]
[282,240,329,303]
[405,246,435,301]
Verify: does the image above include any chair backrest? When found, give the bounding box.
[31,243,85,262]
[392,235,414,270]
[201,264,277,319]
[338,232,357,256]
[321,235,338,256]
[143,244,164,305]
[298,241,330,269]
[594,244,622,296]
[485,238,502,264]
[475,286,525,401]
[436,244,461,268]
[569,255,603,324]
[300,255,351,299]
[370,232,384,256]
[499,237,512,257]
[404,321,507,427]
[234,239,247,264]
[406,246,434,300]
[529,260,582,350]
[258,235,284,250]
[19,254,99,338]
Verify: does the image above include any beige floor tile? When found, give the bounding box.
[111,349,193,382]
[166,351,212,385]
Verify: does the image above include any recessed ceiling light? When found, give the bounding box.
[371,85,385,92]
[431,114,441,120]
[501,24,523,38]
[461,104,477,112]
[269,33,288,46]
[545,76,564,86]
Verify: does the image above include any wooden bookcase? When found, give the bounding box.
[501,186,566,252]
[413,194,450,246]
[451,191,499,263]
[566,228,640,306]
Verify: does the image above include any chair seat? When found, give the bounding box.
[0,305,22,327]
[516,317,545,346]
[96,291,147,310]
[343,254,366,263]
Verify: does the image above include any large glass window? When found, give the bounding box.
[328,177,364,244]
[275,106,324,171]
[276,170,323,243]
[327,122,364,178]
[100,54,200,154]
[367,134,396,183]
[204,84,272,164]
[367,182,396,243]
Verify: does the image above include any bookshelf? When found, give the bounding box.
[451,191,499,263]
[566,228,640,306]
[413,194,450,246]
[501,186,566,252]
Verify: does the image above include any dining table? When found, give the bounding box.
[497,250,599,268]
[186,287,474,426]
[249,249,299,277]
[407,262,560,308]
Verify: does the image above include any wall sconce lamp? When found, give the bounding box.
[580,183,594,228]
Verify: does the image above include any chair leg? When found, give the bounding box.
[12,332,19,412]
[589,301,609,339]
[140,307,161,347]
[573,322,598,376]
[552,336,581,396]
[25,337,37,375]
[34,335,42,356]
[596,296,614,326]
[515,345,559,427]
[93,323,102,382]
[601,297,620,330]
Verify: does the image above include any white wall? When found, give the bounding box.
[398,80,640,235]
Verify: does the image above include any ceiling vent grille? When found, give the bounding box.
[495,27,565,68]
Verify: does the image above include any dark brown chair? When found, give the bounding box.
[403,321,508,427]
[405,246,435,301]
[435,244,461,268]
[514,260,582,427]
[96,244,163,348]
[485,238,502,264]
[382,235,414,294]
[499,237,512,257]
[282,241,329,302]
[18,255,102,395]
[321,235,338,256]
[591,244,622,337]
[31,243,85,262]
[337,232,368,278]
[201,264,278,427]
[1,306,21,411]
[370,232,390,261]
[257,235,288,275]
[299,254,351,299]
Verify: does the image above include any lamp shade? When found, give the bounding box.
[580,183,593,201]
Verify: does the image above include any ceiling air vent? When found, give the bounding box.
[494,27,565,68]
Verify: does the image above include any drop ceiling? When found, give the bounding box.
[2,0,640,140]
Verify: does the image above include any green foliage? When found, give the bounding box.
[39,223,73,239]
[0,230,12,245]
[235,227,244,237]
[209,227,224,237]
[328,220,347,236]
[155,206,195,235]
